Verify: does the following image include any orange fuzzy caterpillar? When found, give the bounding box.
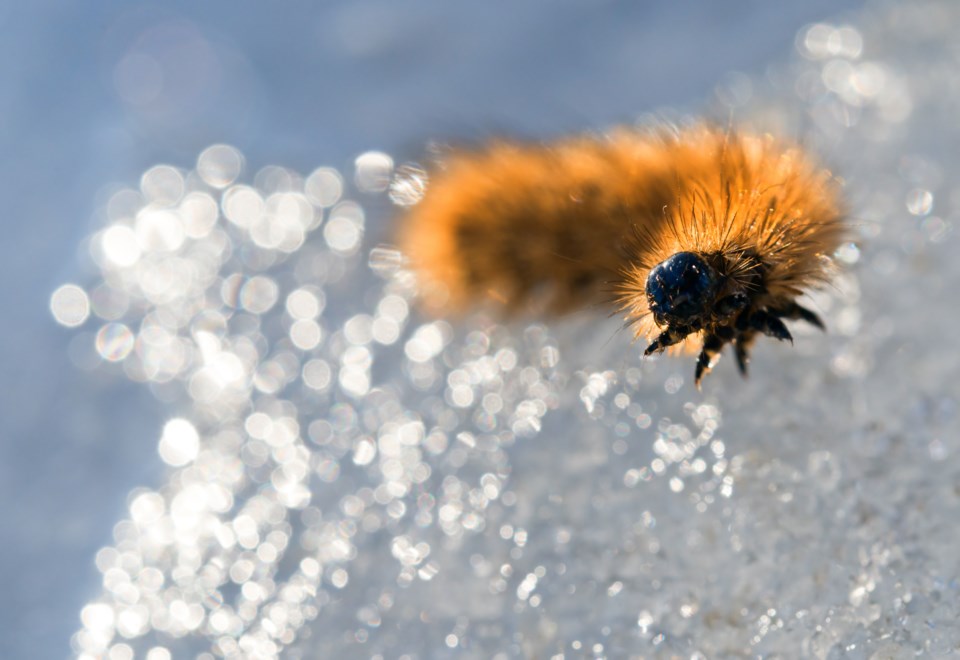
[396,124,845,385]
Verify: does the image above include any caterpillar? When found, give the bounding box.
[394,124,845,386]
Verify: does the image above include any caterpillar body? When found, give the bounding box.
[396,124,845,386]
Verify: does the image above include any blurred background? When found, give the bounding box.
[3,1,867,656]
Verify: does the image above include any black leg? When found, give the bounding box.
[644,325,690,355]
[715,292,749,317]
[735,308,751,331]
[770,301,825,331]
[694,333,726,388]
[641,298,822,387]
[749,311,793,343]
[764,314,793,342]
[734,331,755,377]
[715,325,735,341]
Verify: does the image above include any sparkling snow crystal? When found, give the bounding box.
[60,1,960,657]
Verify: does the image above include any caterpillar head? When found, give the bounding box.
[642,250,825,387]
[645,251,723,328]
[645,251,752,333]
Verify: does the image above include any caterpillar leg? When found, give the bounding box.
[733,331,756,376]
[730,303,822,380]
[728,302,823,380]
[744,310,793,343]
[770,302,825,331]
[694,332,727,389]
[646,301,822,386]
[644,325,691,356]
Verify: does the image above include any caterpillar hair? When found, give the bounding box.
[394,124,845,387]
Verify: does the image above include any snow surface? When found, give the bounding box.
[32,0,960,657]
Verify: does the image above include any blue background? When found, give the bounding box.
[0,1,863,656]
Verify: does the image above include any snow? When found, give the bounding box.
[22,0,960,657]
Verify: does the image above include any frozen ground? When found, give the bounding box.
[18,0,960,657]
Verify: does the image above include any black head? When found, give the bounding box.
[645,252,720,326]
